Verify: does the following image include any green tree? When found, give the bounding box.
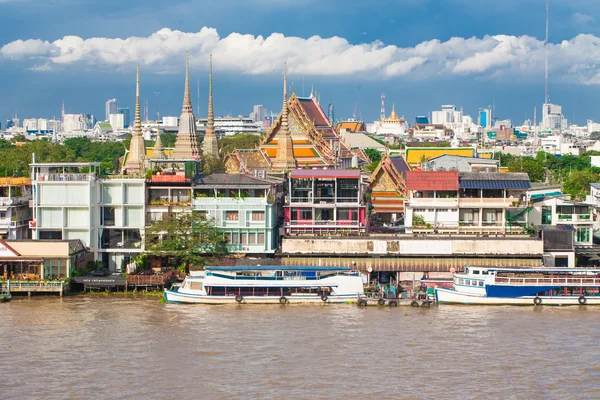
[507,157,545,182]
[562,170,600,200]
[219,133,261,156]
[144,212,228,272]
[200,154,225,174]
[364,148,382,164]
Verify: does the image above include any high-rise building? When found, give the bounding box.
[251,104,266,123]
[109,113,125,130]
[118,108,130,128]
[478,107,493,129]
[63,114,86,133]
[105,99,118,121]
[23,119,39,131]
[432,105,463,125]
[542,103,567,131]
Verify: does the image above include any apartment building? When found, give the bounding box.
[0,177,32,239]
[284,169,367,235]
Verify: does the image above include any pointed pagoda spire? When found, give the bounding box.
[173,51,201,160]
[202,54,219,158]
[271,62,296,171]
[151,115,165,160]
[183,51,192,113]
[123,64,146,173]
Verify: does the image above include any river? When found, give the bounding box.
[1,296,600,399]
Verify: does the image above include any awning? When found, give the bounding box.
[282,256,542,272]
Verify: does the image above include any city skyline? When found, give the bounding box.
[2,1,600,125]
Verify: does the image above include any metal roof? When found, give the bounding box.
[535,225,576,231]
[460,180,531,189]
[405,171,459,191]
[205,266,351,272]
[290,169,360,179]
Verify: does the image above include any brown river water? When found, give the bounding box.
[1,296,600,400]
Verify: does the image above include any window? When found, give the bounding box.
[101,207,116,226]
[231,232,239,244]
[299,208,312,220]
[0,212,6,219]
[478,281,484,287]
[473,270,480,275]
[257,233,265,244]
[248,232,256,244]
[577,228,591,243]
[226,211,239,221]
[251,211,265,221]
[241,233,248,245]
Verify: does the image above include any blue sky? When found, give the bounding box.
[2,0,600,125]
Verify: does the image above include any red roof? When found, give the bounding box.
[405,171,458,191]
[290,169,361,179]
[298,98,330,126]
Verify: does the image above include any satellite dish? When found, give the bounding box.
[367,267,373,273]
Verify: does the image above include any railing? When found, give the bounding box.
[557,214,592,222]
[289,197,360,204]
[0,196,29,205]
[495,276,600,286]
[126,273,175,285]
[289,220,361,227]
[102,174,145,180]
[208,272,349,281]
[36,173,95,182]
[192,197,267,206]
[2,281,65,291]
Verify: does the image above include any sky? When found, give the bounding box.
[2,0,600,126]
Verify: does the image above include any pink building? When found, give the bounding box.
[284,169,367,235]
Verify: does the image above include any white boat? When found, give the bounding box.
[164,266,364,304]
[436,266,600,306]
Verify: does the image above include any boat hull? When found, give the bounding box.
[164,290,358,304]
[435,287,600,306]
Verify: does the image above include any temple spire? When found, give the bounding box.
[202,54,219,158]
[172,52,201,160]
[123,64,146,173]
[271,62,296,171]
[151,115,165,160]
[183,51,192,112]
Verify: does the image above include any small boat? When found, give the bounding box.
[435,266,600,306]
[164,266,364,304]
[1,280,11,302]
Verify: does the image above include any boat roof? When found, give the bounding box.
[205,265,351,272]
[466,266,600,273]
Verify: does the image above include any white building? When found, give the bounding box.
[30,161,145,271]
[109,113,125,130]
[197,116,264,136]
[162,116,178,127]
[105,99,118,121]
[62,114,86,133]
[430,105,474,138]
[542,103,567,131]
[366,105,409,136]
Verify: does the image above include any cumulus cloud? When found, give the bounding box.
[3,27,600,84]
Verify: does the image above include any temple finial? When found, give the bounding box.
[183,51,192,110]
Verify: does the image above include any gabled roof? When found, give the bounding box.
[406,171,459,191]
[389,155,410,176]
[369,154,408,194]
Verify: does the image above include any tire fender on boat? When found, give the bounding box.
[579,296,587,305]
[358,299,367,307]
[389,300,398,307]
[534,296,542,306]
[422,301,431,308]
[321,294,328,302]
[279,296,287,305]
[235,295,243,303]
[377,298,386,306]
[411,300,419,307]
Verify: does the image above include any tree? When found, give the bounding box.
[562,170,600,200]
[364,148,382,164]
[507,156,545,182]
[200,154,225,174]
[144,212,228,271]
[219,133,261,156]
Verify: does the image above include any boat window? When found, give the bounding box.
[478,281,484,287]
[473,270,480,275]
[471,281,478,286]
[482,271,489,275]
[190,282,203,291]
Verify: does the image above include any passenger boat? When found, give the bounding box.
[164,266,364,304]
[435,266,600,306]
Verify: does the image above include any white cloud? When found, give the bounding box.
[572,12,595,26]
[3,27,600,85]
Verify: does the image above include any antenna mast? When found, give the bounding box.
[197,77,200,116]
[544,0,549,105]
[380,93,386,120]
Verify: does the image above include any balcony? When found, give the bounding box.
[289,196,360,205]
[458,198,516,208]
[288,220,361,228]
[557,214,592,223]
[192,197,268,208]
[407,198,458,207]
[35,173,95,182]
[0,196,29,206]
